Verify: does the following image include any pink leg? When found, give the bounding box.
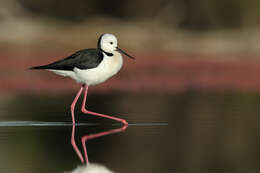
[71,85,84,124]
[81,85,128,125]
[70,86,85,163]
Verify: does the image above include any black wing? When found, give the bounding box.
[30,48,104,71]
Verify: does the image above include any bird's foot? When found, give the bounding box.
[81,108,128,125]
[121,119,128,125]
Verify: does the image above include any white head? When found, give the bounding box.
[97,33,135,59]
[98,34,117,53]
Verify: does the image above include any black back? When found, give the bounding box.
[97,34,105,49]
[30,48,104,71]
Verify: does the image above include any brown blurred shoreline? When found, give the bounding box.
[1,50,260,94]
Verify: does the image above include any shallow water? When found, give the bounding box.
[0,91,260,173]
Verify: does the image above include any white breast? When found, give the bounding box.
[73,52,123,85]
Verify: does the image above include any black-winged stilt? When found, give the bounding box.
[30,33,135,125]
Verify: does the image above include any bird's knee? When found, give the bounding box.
[81,107,87,113]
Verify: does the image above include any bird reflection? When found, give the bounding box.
[70,123,128,169]
[66,163,115,173]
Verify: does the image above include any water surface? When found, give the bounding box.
[0,91,260,173]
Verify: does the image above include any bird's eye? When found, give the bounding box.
[110,42,113,44]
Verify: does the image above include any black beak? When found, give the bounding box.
[116,47,135,60]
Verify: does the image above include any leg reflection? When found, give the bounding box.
[71,124,128,164]
[71,123,84,163]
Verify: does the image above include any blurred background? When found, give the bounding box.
[1,0,260,93]
[1,0,260,173]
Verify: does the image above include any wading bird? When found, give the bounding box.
[30,33,135,125]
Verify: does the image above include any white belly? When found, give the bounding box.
[47,52,123,85]
[74,53,123,85]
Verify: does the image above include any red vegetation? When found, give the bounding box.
[1,51,260,94]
